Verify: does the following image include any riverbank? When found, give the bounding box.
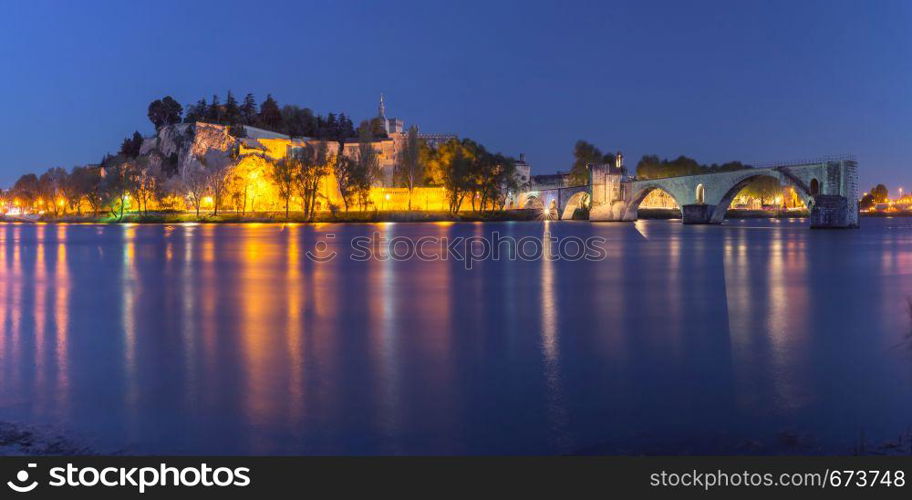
[6,209,545,224]
[0,208,897,224]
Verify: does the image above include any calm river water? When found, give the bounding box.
[0,218,911,455]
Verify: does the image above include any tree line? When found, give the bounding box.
[149,92,371,141]
[860,184,890,210]
[4,118,518,220]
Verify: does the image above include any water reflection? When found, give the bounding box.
[0,220,909,455]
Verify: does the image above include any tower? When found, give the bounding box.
[378,93,386,120]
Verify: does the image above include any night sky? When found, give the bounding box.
[1,0,909,191]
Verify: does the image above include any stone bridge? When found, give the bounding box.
[517,184,591,220]
[590,159,859,228]
[518,159,859,228]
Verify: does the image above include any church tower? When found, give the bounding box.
[377,93,403,134]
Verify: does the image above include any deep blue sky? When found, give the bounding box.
[1,0,909,191]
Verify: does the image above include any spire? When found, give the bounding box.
[378,93,386,119]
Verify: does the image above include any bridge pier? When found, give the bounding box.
[681,204,718,224]
[810,195,858,229]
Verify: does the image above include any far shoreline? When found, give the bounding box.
[1,208,902,224]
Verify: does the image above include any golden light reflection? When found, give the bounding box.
[181,225,198,407]
[122,224,138,409]
[34,225,47,390]
[240,228,275,448]
[0,225,7,363]
[367,223,402,443]
[54,225,70,399]
[11,226,22,365]
[540,220,570,449]
[285,224,304,423]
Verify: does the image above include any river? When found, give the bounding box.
[0,218,910,454]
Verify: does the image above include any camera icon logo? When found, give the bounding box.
[7,463,38,493]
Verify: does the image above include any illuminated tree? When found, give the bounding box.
[37,170,61,216]
[102,160,139,221]
[395,126,423,210]
[268,153,298,219]
[199,149,236,215]
[292,141,330,220]
[70,166,103,216]
[48,167,77,215]
[871,184,889,203]
[132,157,163,215]
[11,173,39,211]
[333,154,357,212]
[353,125,381,210]
[477,152,517,212]
[739,176,782,205]
[180,158,211,218]
[439,139,473,214]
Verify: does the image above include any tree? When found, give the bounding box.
[70,166,104,216]
[223,91,240,125]
[199,149,236,215]
[37,170,62,216]
[439,139,474,214]
[353,125,380,210]
[635,155,742,180]
[859,193,875,211]
[739,176,782,205]
[292,141,330,220]
[11,173,39,211]
[180,157,211,217]
[268,152,298,219]
[569,140,607,185]
[281,105,316,138]
[394,126,423,210]
[184,98,209,123]
[206,94,222,123]
[240,93,258,125]
[48,167,75,215]
[477,152,517,212]
[102,160,139,221]
[119,131,144,158]
[871,184,889,203]
[257,94,283,131]
[360,117,389,139]
[147,96,183,130]
[132,157,163,215]
[333,154,357,212]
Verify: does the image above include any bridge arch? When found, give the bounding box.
[708,172,815,224]
[561,191,591,220]
[623,184,684,220]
